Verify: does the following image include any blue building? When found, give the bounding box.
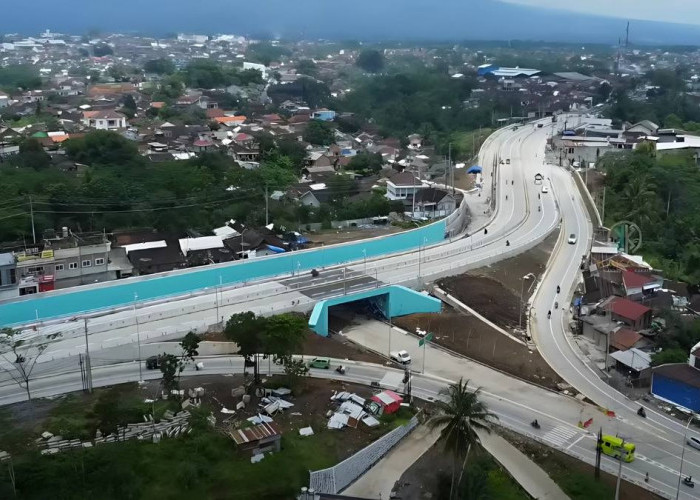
[651,343,700,411]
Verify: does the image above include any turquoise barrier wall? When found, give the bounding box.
[0,220,447,326]
[308,285,442,336]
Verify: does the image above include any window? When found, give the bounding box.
[69,262,78,270]
[55,264,64,272]
[95,258,105,266]
[82,260,92,268]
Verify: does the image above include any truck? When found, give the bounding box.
[390,350,412,365]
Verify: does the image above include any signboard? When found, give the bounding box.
[419,332,433,347]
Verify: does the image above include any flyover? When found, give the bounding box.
[307,285,442,336]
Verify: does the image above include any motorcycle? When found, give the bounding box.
[637,407,646,418]
[684,476,695,488]
[554,302,558,309]
[547,310,551,319]
[335,365,346,375]
[531,420,540,429]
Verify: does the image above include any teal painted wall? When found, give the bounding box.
[308,285,442,336]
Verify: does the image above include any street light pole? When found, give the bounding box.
[676,415,695,500]
[134,292,143,383]
[362,249,367,274]
[519,273,535,330]
[216,275,222,324]
[614,437,624,500]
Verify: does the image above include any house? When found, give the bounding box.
[215,115,247,127]
[651,342,700,411]
[608,297,653,330]
[230,421,281,454]
[178,236,234,266]
[621,270,662,299]
[116,232,186,276]
[609,348,652,384]
[192,139,215,153]
[242,62,269,80]
[386,171,424,201]
[407,134,423,149]
[0,253,17,300]
[82,110,128,130]
[609,327,644,352]
[0,91,9,108]
[624,120,658,139]
[412,188,456,219]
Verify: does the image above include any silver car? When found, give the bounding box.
[687,436,700,451]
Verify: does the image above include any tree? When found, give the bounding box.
[159,354,179,396]
[303,120,335,146]
[356,49,385,73]
[651,348,688,366]
[158,331,201,398]
[348,152,384,173]
[295,59,318,77]
[280,356,309,390]
[428,379,497,500]
[144,58,176,75]
[263,313,307,360]
[93,44,113,57]
[224,312,265,383]
[0,328,62,410]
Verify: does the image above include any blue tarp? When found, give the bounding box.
[266,245,286,253]
[467,165,482,174]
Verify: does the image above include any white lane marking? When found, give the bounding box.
[567,434,586,450]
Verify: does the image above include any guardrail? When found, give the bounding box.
[309,415,419,494]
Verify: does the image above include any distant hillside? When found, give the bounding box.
[3,0,700,45]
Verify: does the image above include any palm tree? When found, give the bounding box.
[429,378,498,500]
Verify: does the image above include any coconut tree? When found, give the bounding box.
[429,378,498,500]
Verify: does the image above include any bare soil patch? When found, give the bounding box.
[394,310,563,389]
[307,225,403,246]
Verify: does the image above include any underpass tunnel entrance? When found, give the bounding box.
[327,295,389,334]
[308,286,442,337]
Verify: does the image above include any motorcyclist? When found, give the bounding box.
[554,301,558,309]
[506,240,510,246]
[556,285,560,293]
[547,310,551,319]
[531,419,539,428]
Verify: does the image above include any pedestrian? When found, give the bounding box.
[645,472,649,483]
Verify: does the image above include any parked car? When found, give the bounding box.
[568,234,577,244]
[308,357,330,369]
[537,123,544,128]
[687,436,700,451]
[505,158,511,164]
[390,350,412,365]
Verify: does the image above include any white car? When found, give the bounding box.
[688,436,700,451]
[390,350,412,365]
[568,234,577,244]
[541,185,549,193]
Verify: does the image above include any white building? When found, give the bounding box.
[82,110,128,130]
[386,171,425,201]
[243,62,269,80]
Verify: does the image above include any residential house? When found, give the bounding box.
[621,270,663,300]
[624,120,658,139]
[411,188,456,219]
[608,297,653,330]
[22,90,45,103]
[192,138,215,153]
[0,91,9,108]
[117,232,186,276]
[242,62,269,80]
[651,341,700,411]
[0,253,17,300]
[385,171,425,201]
[407,134,423,149]
[82,109,128,130]
[178,236,234,266]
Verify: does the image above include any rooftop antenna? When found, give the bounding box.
[625,21,630,49]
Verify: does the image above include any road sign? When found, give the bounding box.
[419,332,433,347]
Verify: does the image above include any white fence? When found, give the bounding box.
[309,415,419,494]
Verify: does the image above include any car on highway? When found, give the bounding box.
[506,158,511,164]
[146,355,162,370]
[390,350,412,365]
[687,436,700,451]
[541,185,549,193]
[308,357,331,369]
[568,234,577,244]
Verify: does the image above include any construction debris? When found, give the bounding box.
[299,426,314,437]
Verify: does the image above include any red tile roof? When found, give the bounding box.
[610,297,651,321]
[610,328,643,350]
[622,270,654,289]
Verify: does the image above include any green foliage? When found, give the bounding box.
[268,77,330,108]
[303,120,335,145]
[281,356,309,389]
[356,49,385,73]
[93,44,113,57]
[295,59,318,77]
[347,152,384,173]
[144,58,176,75]
[338,69,478,140]
[159,354,180,395]
[181,60,263,89]
[246,42,290,66]
[599,148,700,283]
[65,130,142,168]
[0,65,42,90]
[651,347,688,366]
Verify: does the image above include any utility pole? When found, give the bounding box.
[595,428,602,480]
[265,185,269,226]
[614,437,624,500]
[29,195,36,244]
[134,293,143,383]
[601,186,606,224]
[83,318,92,393]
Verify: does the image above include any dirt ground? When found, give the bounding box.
[499,428,663,500]
[302,330,385,364]
[306,225,403,246]
[394,310,563,389]
[393,440,457,499]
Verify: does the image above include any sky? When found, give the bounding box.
[2,0,700,45]
[500,0,700,26]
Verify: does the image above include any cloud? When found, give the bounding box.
[498,0,700,26]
